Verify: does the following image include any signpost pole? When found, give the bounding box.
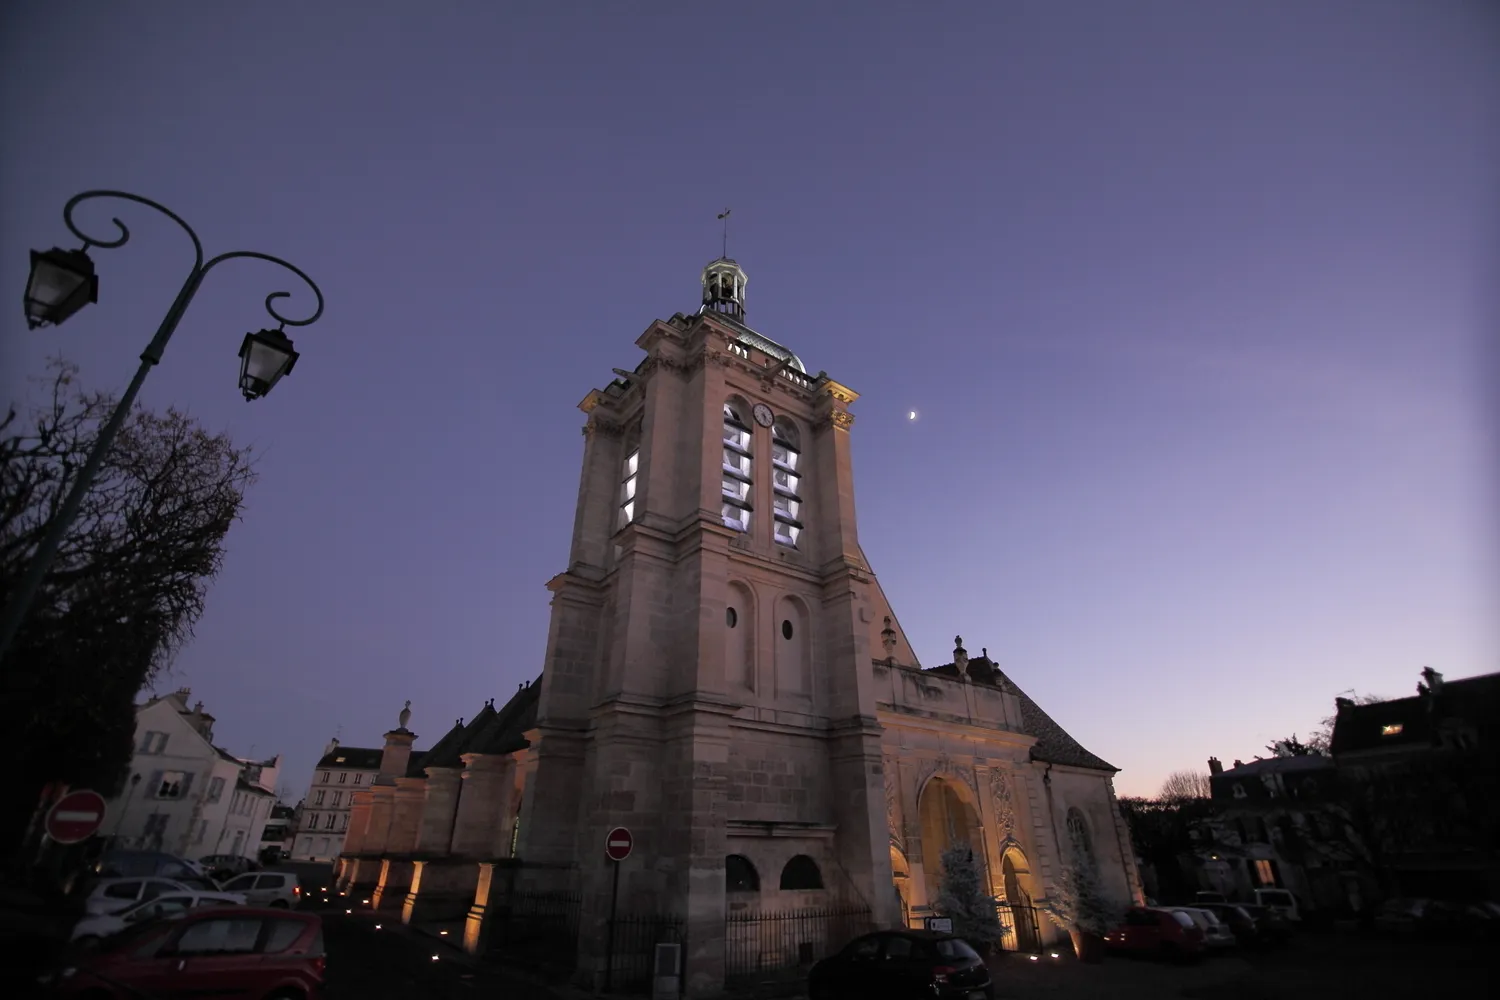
[604,857,621,992]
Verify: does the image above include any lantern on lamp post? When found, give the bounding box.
[0,189,325,667]
[238,328,300,401]
[24,247,99,329]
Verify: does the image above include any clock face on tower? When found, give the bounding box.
[752,403,774,427]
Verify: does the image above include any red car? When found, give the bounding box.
[1102,906,1205,961]
[42,906,324,998]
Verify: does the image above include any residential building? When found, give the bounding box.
[259,803,297,861]
[289,739,381,862]
[103,688,278,861]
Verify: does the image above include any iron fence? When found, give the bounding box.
[726,903,874,979]
[483,890,582,972]
[606,913,686,994]
[994,901,1043,953]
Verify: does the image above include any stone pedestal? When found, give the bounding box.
[416,768,463,854]
[451,755,514,858]
[403,858,482,925]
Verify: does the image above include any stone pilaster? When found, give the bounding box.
[416,767,463,855]
[450,755,511,858]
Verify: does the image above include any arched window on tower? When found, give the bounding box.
[779,854,824,890]
[771,419,802,547]
[617,439,640,530]
[726,854,760,893]
[721,400,753,532]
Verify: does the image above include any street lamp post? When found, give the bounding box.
[0,190,325,666]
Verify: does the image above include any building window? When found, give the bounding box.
[353,772,362,785]
[1066,808,1094,868]
[139,731,169,754]
[338,772,347,784]
[726,854,760,893]
[332,791,342,808]
[771,419,803,547]
[314,790,326,806]
[1381,723,1404,736]
[154,771,189,800]
[340,814,348,832]
[618,444,640,530]
[1253,859,1275,885]
[779,854,824,890]
[206,777,226,804]
[721,401,753,532]
[319,771,329,783]
[325,813,337,830]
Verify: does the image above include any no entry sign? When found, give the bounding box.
[46,789,107,844]
[605,826,633,862]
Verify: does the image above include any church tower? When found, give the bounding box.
[517,255,895,994]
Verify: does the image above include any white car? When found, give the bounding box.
[220,870,301,908]
[1166,906,1236,949]
[82,877,202,916]
[71,890,246,944]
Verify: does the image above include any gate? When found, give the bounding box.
[995,901,1042,953]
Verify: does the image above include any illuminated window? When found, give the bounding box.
[1381,723,1404,737]
[1253,859,1274,885]
[618,444,640,530]
[722,401,752,532]
[771,419,803,547]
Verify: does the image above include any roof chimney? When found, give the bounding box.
[1208,757,1223,776]
[1232,759,1244,769]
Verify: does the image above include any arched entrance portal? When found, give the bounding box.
[917,777,986,908]
[1000,848,1042,953]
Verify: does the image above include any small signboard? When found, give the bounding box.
[605,826,633,862]
[925,916,953,933]
[46,789,107,844]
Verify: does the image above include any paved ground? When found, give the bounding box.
[981,931,1492,999]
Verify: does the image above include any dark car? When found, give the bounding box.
[198,854,260,882]
[809,930,993,1000]
[39,906,324,999]
[1230,903,1291,944]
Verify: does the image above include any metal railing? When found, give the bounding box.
[725,903,874,979]
[606,913,686,993]
[483,890,581,971]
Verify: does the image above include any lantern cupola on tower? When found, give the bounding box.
[700,257,747,320]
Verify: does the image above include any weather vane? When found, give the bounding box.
[717,208,731,258]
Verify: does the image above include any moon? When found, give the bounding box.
[908,410,918,421]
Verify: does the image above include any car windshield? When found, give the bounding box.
[935,938,980,960]
[222,874,255,890]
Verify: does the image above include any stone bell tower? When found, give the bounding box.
[516,254,895,995]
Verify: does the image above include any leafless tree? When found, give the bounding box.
[1306,690,1386,753]
[1158,770,1212,801]
[2,360,255,854]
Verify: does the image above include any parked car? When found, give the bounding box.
[220,870,301,908]
[808,930,993,1000]
[1233,903,1292,944]
[1197,902,1278,948]
[82,878,203,917]
[71,891,246,945]
[40,907,325,999]
[93,851,208,881]
[198,854,259,882]
[1252,888,1300,923]
[1193,891,1228,905]
[1163,907,1235,950]
[1103,906,1205,961]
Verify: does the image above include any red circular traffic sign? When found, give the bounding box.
[46,789,107,844]
[604,826,633,862]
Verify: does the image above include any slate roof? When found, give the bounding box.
[923,655,1117,772]
[316,746,383,769]
[1330,671,1500,756]
[400,678,542,777]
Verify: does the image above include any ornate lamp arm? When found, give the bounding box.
[0,191,325,667]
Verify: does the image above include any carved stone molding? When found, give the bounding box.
[831,410,855,430]
[916,751,976,800]
[582,417,626,439]
[885,758,903,852]
[988,767,1018,842]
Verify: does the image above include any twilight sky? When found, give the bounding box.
[2,1,1495,800]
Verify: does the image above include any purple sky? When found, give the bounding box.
[2,2,1495,800]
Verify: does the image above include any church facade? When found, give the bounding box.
[336,256,1142,994]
